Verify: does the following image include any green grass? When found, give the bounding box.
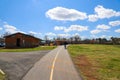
[0,46,56,52]
[68,44,120,80]
[0,72,5,80]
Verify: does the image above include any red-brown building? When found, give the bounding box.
[5,32,41,48]
[55,40,66,45]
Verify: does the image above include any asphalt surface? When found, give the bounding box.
[0,50,50,80]
[22,46,82,80]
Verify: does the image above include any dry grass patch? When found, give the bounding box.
[68,44,120,80]
[0,46,56,52]
[0,70,6,80]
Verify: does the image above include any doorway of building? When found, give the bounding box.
[16,38,20,47]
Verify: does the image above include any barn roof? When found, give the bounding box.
[4,32,42,40]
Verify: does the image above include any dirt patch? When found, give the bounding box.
[73,55,99,80]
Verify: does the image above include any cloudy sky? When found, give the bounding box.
[0,0,120,39]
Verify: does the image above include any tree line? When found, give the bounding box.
[0,32,120,46]
[44,35,120,45]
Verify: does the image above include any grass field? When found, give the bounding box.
[0,74,5,80]
[68,44,120,80]
[0,46,56,52]
[0,70,5,80]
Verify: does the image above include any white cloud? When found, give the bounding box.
[0,27,3,30]
[90,29,101,34]
[80,36,86,40]
[88,14,98,22]
[88,5,120,22]
[90,35,99,38]
[57,33,70,38]
[45,32,56,36]
[46,7,87,21]
[54,26,65,30]
[3,24,25,34]
[90,35,112,39]
[73,33,80,36]
[115,29,120,33]
[109,20,120,26]
[4,24,18,33]
[54,25,88,32]
[29,31,37,35]
[38,32,42,35]
[64,25,88,32]
[90,24,110,35]
[95,5,120,18]
[96,24,110,30]
[100,35,106,38]
[100,35,111,39]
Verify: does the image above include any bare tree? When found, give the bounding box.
[74,35,81,43]
[111,37,120,45]
[3,32,11,37]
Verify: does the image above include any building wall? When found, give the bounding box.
[55,40,65,45]
[5,33,40,48]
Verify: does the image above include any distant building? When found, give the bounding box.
[5,32,41,48]
[55,40,67,45]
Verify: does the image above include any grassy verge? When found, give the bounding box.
[0,46,56,52]
[0,74,5,80]
[0,70,6,80]
[68,44,120,80]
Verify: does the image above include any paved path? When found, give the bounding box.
[22,46,82,80]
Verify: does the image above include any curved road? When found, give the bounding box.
[22,46,82,80]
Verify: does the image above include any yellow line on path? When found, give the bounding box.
[50,47,62,80]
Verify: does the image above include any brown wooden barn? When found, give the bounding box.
[55,40,66,45]
[5,32,41,48]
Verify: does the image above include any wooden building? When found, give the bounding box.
[55,40,66,45]
[5,32,41,48]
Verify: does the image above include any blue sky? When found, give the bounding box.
[0,0,120,39]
